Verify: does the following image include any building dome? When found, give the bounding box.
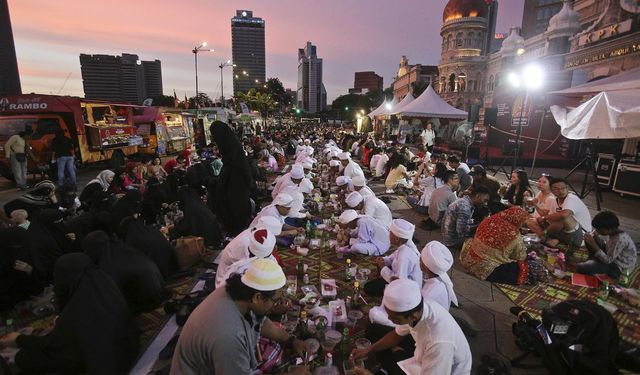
[442,0,489,22]
[500,27,525,56]
[546,0,580,35]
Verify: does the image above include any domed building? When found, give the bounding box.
[437,0,496,111]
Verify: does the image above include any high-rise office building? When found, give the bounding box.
[0,0,21,96]
[231,10,266,95]
[354,71,383,92]
[521,0,563,39]
[79,53,163,104]
[297,42,325,113]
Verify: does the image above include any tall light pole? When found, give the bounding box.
[507,63,544,172]
[219,60,235,107]
[192,42,213,125]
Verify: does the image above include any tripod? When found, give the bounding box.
[565,142,603,211]
[492,147,517,179]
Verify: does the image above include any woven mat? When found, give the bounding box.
[496,249,640,345]
[277,245,384,341]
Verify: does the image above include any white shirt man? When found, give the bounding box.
[352,175,375,200]
[380,219,423,287]
[420,241,458,311]
[215,228,279,288]
[271,165,305,199]
[354,279,472,375]
[375,152,390,177]
[338,210,390,256]
[345,191,393,229]
[339,152,365,180]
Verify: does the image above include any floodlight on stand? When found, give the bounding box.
[523,64,544,90]
[507,72,521,88]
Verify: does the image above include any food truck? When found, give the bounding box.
[0,94,141,178]
[133,107,195,156]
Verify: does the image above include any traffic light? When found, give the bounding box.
[295,108,301,114]
[344,106,349,111]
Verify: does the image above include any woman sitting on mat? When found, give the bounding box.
[460,207,547,285]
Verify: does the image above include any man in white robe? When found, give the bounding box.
[345,191,392,229]
[337,209,390,256]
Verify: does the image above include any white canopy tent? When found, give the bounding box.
[390,92,415,115]
[550,67,640,139]
[367,97,398,119]
[396,84,468,119]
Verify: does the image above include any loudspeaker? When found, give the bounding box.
[484,107,498,127]
[468,105,480,123]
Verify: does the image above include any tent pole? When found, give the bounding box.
[530,107,546,177]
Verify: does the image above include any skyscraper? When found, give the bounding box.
[297,41,325,114]
[231,10,266,95]
[0,0,21,96]
[79,53,163,104]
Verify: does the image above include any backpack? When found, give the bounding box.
[511,301,619,375]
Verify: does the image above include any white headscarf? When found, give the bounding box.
[89,170,115,191]
[421,241,458,307]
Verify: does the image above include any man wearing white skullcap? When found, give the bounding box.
[363,219,422,297]
[345,191,392,229]
[339,151,365,181]
[351,175,375,200]
[215,217,283,287]
[250,193,304,246]
[420,241,458,311]
[335,176,353,194]
[351,279,472,375]
[172,259,310,375]
[280,179,313,221]
[337,209,390,256]
[271,164,305,199]
[216,228,279,288]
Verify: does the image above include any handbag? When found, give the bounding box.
[172,236,205,270]
[11,145,26,162]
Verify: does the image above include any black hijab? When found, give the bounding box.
[16,253,139,375]
[110,190,142,232]
[210,121,254,235]
[82,231,164,314]
[118,216,178,278]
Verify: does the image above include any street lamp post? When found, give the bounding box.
[507,63,544,172]
[192,42,213,126]
[219,60,235,107]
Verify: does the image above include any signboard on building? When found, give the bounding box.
[565,38,640,69]
[578,19,633,46]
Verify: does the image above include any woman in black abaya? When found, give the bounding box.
[82,230,165,314]
[0,253,139,375]
[210,121,255,236]
[118,216,178,278]
[173,188,222,248]
[0,227,44,309]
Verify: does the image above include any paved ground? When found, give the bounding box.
[1,159,639,374]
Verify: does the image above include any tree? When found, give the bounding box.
[188,93,213,109]
[411,80,429,97]
[234,89,276,117]
[259,78,292,112]
[151,95,177,107]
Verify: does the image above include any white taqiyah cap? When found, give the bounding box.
[338,209,359,224]
[299,178,314,194]
[329,151,339,159]
[248,228,276,258]
[391,219,415,240]
[335,176,351,187]
[306,146,314,156]
[345,191,363,208]
[329,160,340,167]
[382,279,422,313]
[273,193,293,207]
[338,152,351,160]
[241,258,286,291]
[290,165,305,179]
[352,175,366,187]
[302,162,313,170]
[257,215,283,236]
[421,241,458,306]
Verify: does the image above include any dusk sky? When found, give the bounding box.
[9,0,524,102]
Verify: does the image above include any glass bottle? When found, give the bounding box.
[341,327,352,358]
[599,280,610,300]
[345,258,353,281]
[352,281,361,308]
[297,257,305,280]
